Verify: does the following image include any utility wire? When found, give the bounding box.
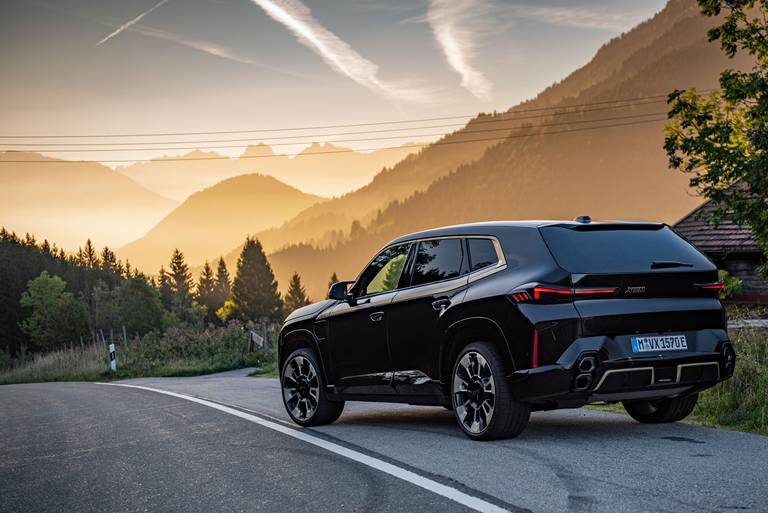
[0,91,696,139]
[0,111,668,153]
[0,100,669,148]
[0,116,668,164]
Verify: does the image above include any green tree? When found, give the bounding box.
[232,237,282,322]
[157,265,173,310]
[168,249,201,324]
[382,254,406,291]
[212,257,231,309]
[90,280,119,331]
[284,272,311,314]
[216,300,237,323]
[196,261,218,323]
[115,277,164,335]
[82,239,99,269]
[19,271,89,351]
[665,0,768,276]
[100,246,120,275]
[169,249,192,302]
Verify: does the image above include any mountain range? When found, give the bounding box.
[0,152,176,250]
[118,174,324,272]
[117,142,419,201]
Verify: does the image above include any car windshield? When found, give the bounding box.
[539,225,714,273]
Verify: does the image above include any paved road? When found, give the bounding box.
[2,369,766,513]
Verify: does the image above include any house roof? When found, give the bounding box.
[674,201,762,254]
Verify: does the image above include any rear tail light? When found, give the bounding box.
[511,285,618,304]
[696,282,725,291]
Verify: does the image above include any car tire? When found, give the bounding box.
[622,393,699,424]
[281,348,345,427]
[451,341,530,440]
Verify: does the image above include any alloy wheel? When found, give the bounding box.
[282,355,320,421]
[453,351,496,434]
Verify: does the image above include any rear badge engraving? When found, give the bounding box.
[625,286,646,294]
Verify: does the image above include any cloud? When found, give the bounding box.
[96,0,171,46]
[509,5,640,32]
[127,25,256,65]
[427,0,492,102]
[248,0,430,102]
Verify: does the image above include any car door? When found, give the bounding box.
[321,242,412,395]
[388,238,469,395]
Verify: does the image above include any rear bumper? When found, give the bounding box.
[509,329,735,406]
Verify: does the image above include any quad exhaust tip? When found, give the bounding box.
[573,353,598,391]
[578,356,597,374]
[574,373,593,391]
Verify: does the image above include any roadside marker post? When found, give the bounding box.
[109,343,116,371]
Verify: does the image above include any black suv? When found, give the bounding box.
[278,220,735,440]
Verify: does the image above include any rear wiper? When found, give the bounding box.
[650,260,694,269]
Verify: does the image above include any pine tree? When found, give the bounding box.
[196,261,217,322]
[82,239,98,269]
[157,265,173,310]
[382,255,406,291]
[212,257,231,308]
[328,271,339,290]
[100,246,119,274]
[232,237,282,322]
[168,249,192,304]
[284,272,311,314]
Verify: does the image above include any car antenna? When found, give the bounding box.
[574,215,592,224]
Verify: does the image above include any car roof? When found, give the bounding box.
[385,220,664,246]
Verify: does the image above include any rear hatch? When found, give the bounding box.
[538,223,725,337]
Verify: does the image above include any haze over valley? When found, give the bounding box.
[1,0,743,300]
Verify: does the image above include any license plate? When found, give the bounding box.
[631,335,687,352]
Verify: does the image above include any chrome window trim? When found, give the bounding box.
[349,235,505,301]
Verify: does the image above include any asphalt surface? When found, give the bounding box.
[2,369,766,513]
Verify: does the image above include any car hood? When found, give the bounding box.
[283,299,336,324]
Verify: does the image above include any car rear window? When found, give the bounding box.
[539,225,714,273]
[468,238,498,271]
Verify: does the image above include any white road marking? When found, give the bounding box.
[97,382,510,513]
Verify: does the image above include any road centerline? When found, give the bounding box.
[96,382,514,513]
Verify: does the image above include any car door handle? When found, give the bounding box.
[432,298,451,310]
[369,311,384,322]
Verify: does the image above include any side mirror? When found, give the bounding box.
[328,281,354,301]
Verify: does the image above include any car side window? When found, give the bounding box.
[411,239,464,287]
[468,238,499,271]
[356,243,411,296]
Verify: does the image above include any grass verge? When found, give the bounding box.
[0,323,272,385]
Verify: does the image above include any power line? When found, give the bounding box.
[0,116,668,164]
[0,111,668,153]
[0,99,669,148]
[0,92,689,139]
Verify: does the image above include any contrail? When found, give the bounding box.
[249,0,430,102]
[427,0,491,101]
[96,0,171,46]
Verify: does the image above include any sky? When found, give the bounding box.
[0,0,668,163]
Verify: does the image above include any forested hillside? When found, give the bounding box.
[256,0,753,300]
